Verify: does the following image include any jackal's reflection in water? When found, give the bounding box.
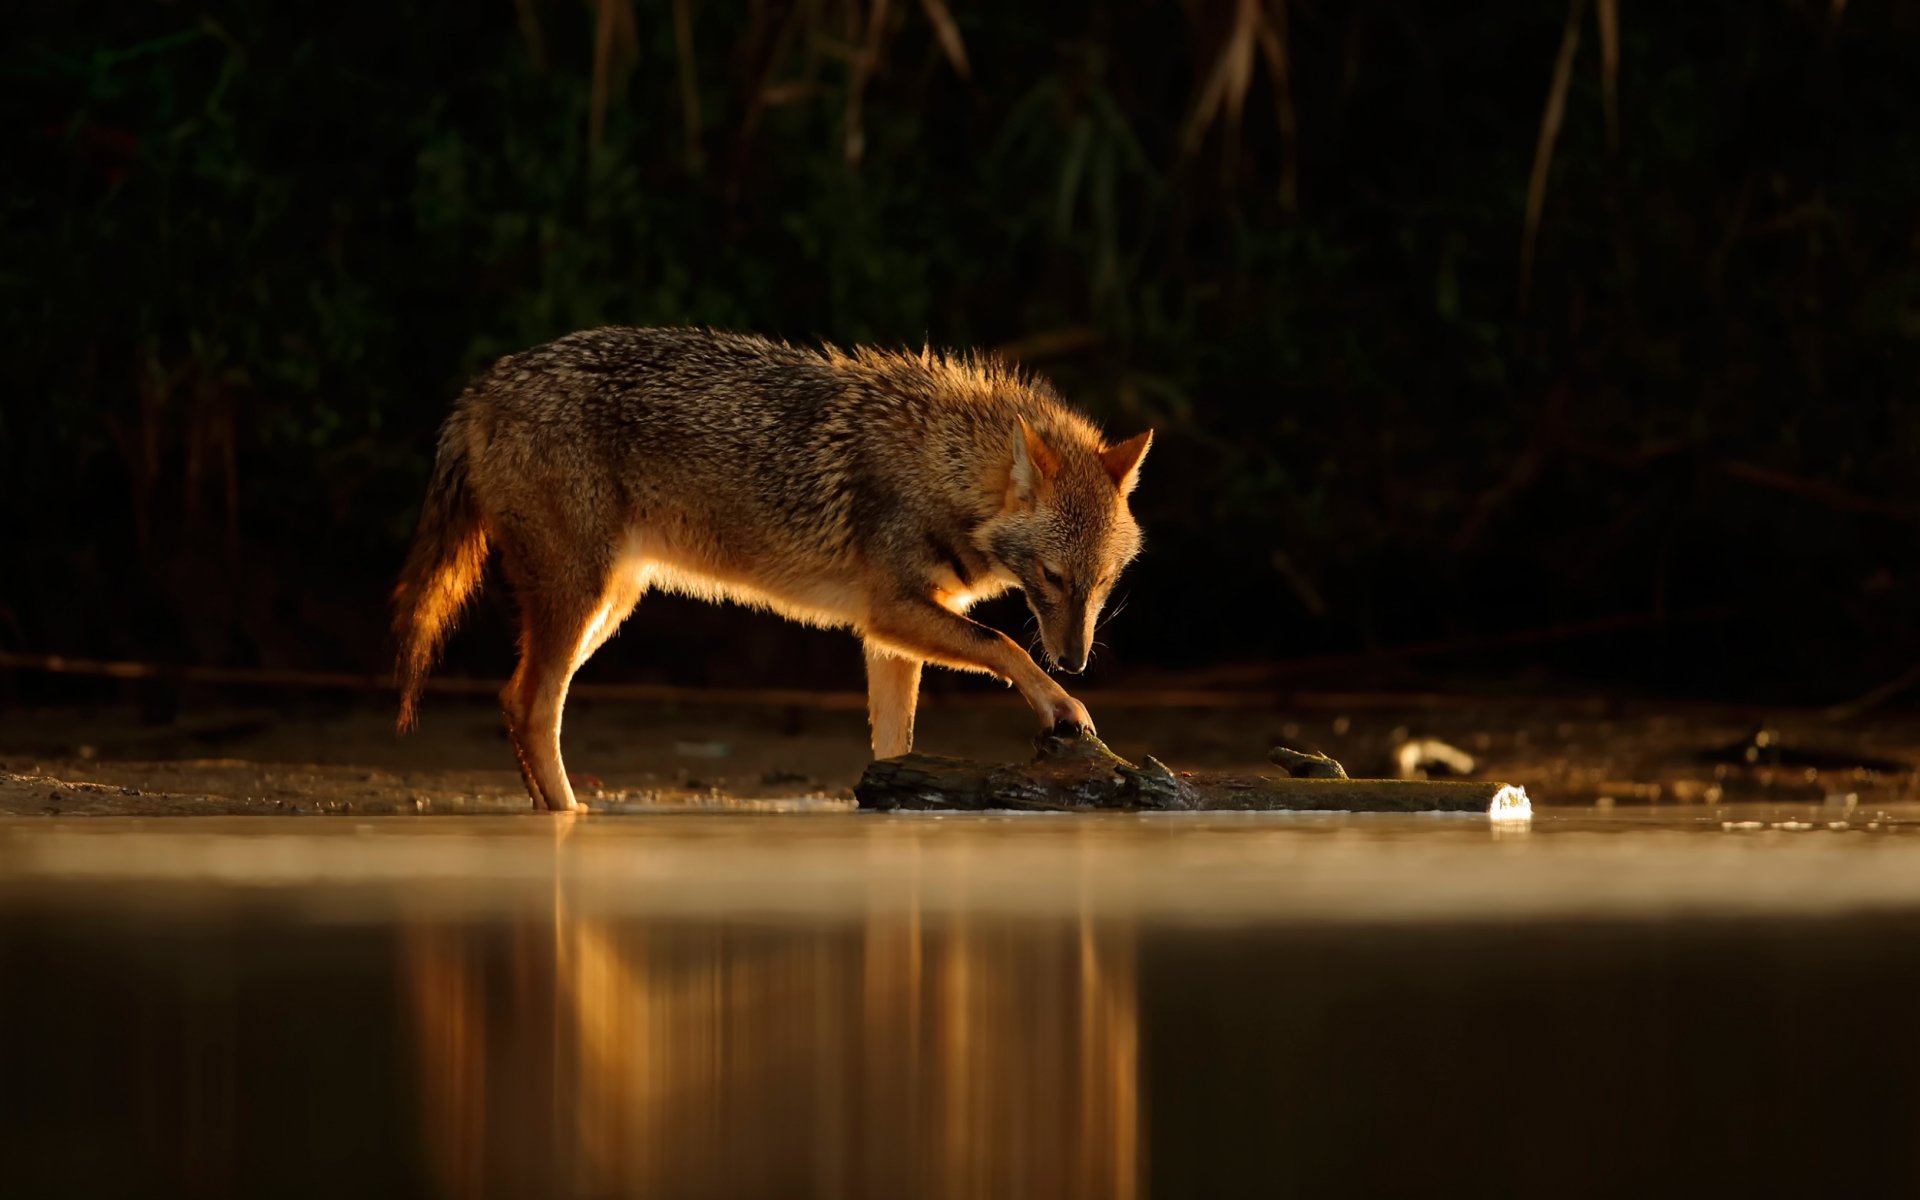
[401,896,1140,1198]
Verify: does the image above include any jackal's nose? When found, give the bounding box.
[1059,656,1087,675]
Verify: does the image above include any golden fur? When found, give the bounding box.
[392,327,1152,810]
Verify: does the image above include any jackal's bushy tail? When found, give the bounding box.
[392,419,489,731]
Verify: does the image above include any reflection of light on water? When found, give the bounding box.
[402,891,1141,1197]
[403,931,489,1199]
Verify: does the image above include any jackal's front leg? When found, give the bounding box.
[864,595,1094,737]
[863,641,923,759]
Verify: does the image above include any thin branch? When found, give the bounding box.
[589,0,618,154]
[1182,0,1260,157]
[1718,461,1919,519]
[843,0,892,166]
[1825,661,1920,723]
[919,0,970,79]
[1252,0,1299,211]
[1519,0,1588,313]
[989,326,1101,363]
[728,0,813,197]
[672,0,705,173]
[514,0,549,73]
[1594,0,1619,159]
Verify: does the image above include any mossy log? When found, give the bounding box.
[855,726,1530,816]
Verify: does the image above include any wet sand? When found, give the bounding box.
[2,692,1914,815]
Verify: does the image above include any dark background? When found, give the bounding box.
[6,0,1919,707]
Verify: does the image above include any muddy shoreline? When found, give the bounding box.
[4,692,1915,817]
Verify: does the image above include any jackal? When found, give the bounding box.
[392,327,1152,811]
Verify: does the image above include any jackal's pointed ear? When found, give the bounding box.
[1009,415,1060,505]
[1100,430,1153,495]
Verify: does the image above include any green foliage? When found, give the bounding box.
[5,0,1919,699]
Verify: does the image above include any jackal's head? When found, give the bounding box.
[980,416,1153,674]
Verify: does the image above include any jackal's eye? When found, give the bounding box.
[1040,564,1066,588]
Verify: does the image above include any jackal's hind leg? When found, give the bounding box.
[864,641,923,759]
[575,571,650,667]
[499,676,547,809]
[502,616,591,812]
[500,557,648,812]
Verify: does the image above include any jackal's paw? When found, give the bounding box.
[1037,694,1095,739]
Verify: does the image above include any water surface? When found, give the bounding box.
[5,810,1920,1197]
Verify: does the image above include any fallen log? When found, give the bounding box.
[855,725,1532,817]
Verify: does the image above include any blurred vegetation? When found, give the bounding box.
[5,0,1920,703]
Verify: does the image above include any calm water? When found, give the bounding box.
[5,811,1920,1198]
